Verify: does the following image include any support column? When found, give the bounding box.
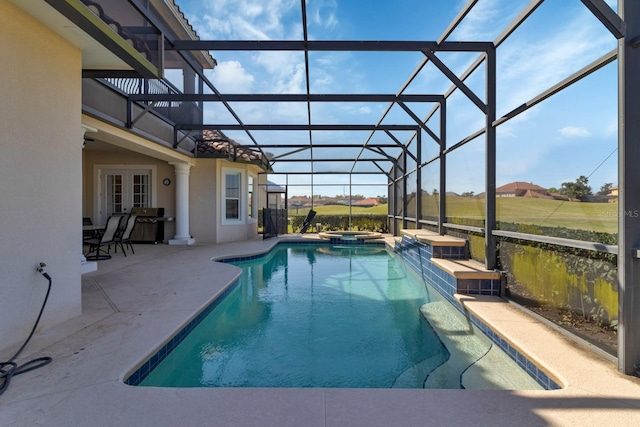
[485,47,497,270]
[183,67,196,94]
[183,68,198,124]
[439,101,447,236]
[416,131,422,229]
[169,162,195,245]
[618,0,640,375]
[81,124,98,274]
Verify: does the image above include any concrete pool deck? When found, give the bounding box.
[1,236,640,426]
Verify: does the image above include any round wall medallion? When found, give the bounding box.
[163,178,171,186]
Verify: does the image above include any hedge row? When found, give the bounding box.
[446,217,618,246]
[289,214,388,233]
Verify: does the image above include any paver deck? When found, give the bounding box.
[1,236,639,426]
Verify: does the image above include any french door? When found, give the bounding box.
[98,168,152,224]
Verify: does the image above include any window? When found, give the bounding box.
[101,168,152,223]
[106,174,123,215]
[132,174,149,208]
[248,175,254,219]
[225,172,241,220]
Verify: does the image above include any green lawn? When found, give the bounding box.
[445,197,619,233]
[288,204,389,216]
[497,198,616,233]
[288,198,619,234]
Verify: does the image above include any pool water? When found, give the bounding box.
[138,244,542,389]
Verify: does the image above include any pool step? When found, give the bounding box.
[398,229,501,296]
[419,301,490,389]
[431,259,501,280]
[391,354,447,388]
[461,344,542,390]
[419,301,541,390]
[400,229,466,248]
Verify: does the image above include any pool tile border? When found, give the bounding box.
[216,240,386,264]
[394,235,562,390]
[125,239,560,390]
[124,279,241,386]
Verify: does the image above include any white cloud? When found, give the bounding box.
[252,51,306,93]
[451,0,532,42]
[308,0,339,31]
[497,8,615,115]
[559,126,591,138]
[210,60,254,93]
[188,0,298,40]
[312,71,334,88]
[185,0,309,98]
[603,118,618,138]
[452,0,502,41]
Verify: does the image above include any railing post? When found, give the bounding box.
[439,100,446,235]
[402,148,408,230]
[416,131,422,229]
[618,0,640,375]
[485,46,497,270]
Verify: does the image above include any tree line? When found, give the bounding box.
[548,176,613,200]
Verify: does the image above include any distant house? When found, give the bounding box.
[353,198,380,207]
[323,197,339,205]
[496,182,549,198]
[289,196,311,207]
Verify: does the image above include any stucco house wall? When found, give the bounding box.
[0,1,82,347]
[189,159,262,244]
[189,159,218,243]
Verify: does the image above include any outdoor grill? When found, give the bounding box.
[130,207,165,244]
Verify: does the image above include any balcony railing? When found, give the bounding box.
[100,77,203,126]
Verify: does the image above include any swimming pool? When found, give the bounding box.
[133,243,542,389]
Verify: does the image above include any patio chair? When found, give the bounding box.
[84,215,123,260]
[82,217,96,242]
[299,209,317,234]
[114,214,138,256]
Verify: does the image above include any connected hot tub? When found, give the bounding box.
[317,231,383,241]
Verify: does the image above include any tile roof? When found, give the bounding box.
[496,181,547,192]
[354,197,380,206]
[196,130,269,170]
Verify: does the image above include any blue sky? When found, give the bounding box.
[172,0,619,197]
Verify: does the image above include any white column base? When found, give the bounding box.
[169,238,196,246]
[81,255,98,274]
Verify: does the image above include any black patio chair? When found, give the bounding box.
[299,209,317,234]
[82,217,96,242]
[84,215,123,260]
[114,214,138,256]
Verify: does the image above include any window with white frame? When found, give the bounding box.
[248,175,254,219]
[225,171,241,220]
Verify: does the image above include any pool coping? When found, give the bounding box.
[124,240,545,390]
[125,239,555,390]
[2,237,640,426]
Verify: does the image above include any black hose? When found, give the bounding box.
[0,268,53,397]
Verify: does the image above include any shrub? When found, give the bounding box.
[290,214,388,233]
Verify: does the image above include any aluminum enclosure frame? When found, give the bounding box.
[106,0,638,375]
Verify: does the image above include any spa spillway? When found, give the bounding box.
[318,231,383,241]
